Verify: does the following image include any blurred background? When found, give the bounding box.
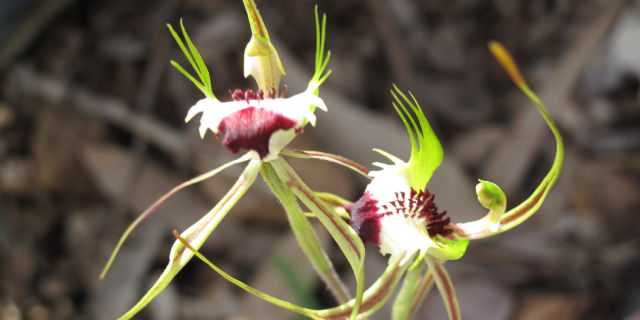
[1,0,639,319]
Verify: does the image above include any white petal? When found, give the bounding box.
[264,128,297,162]
[366,162,412,205]
[304,110,317,127]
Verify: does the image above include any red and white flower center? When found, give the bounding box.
[186,86,325,161]
[345,188,452,260]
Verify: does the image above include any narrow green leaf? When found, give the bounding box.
[117,159,261,320]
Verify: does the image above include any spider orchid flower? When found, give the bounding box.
[343,42,564,320]
[178,0,329,162]
[100,3,372,320]
[175,42,564,320]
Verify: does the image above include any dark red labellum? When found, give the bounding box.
[217,106,297,159]
[345,191,382,245]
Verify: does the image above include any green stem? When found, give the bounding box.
[261,163,351,304]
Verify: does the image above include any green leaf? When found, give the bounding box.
[117,159,261,320]
[270,157,365,320]
[100,154,251,280]
[261,163,350,304]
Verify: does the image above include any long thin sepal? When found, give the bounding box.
[270,157,365,320]
[453,42,564,239]
[177,231,409,320]
[173,231,324,319]
[261,163,351,304]
[117,159,261,320]
[424,256,461,320]
[100,154,251,279]
[281,148,371,179]
[392,259,427,320]
[406,269,435,320]
[315,252,410,320]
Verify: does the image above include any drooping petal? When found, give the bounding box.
[406,269,435,320]
[270,157,366,319]
[100,154,251,280]
[392,259,428,320]
[281,148,371,179]
[261,163,350,304]
[117,160,261,320]
[454,42,564,240]
[178,232,411,320]
[315,252,411,320]
[424,256,462,320]
[173,231,324,320]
